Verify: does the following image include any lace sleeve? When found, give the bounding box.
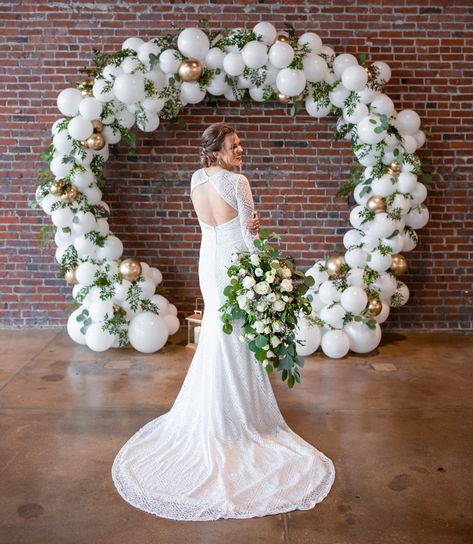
[235,174,258,253]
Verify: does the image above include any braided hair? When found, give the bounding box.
[200,122,236,168]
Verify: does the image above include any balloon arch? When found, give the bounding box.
[35,23,429,358]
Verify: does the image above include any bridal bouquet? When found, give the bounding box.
[219,229,315,388]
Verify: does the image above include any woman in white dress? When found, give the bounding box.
[112,122,335,521]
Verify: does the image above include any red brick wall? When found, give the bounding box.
[1,0,472,330]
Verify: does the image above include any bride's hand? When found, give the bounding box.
[246,212,260,235]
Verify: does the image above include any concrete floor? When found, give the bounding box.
[0,329,472,544]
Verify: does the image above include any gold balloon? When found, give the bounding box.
[50,180,64,196]
[367,296,382,317]
[178,58,202,82]
[366,195,386,214]
[80,88,93,98]
[79,78,94,98]
[65,267,78,285]
[391,254,407,276]
[61,186,78,203]
[113,304,125,315]
[92,119,103,133]
[119,258,142,282]
[326,255,346,276]
[276,33,290,43]
[82,138,90,149]
[86,133,106,151]
[277,92,290,104]
[390,161,401,173]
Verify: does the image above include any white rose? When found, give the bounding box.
[255,267,264,277]
[273,300,285,312]
[282,295,290,302]
[272,320,284,333]
[265,271,275,283]
[238,268,247,277]
[242,276,256,289]
[270,336,281,348]
[256,301,268,312]
[254,281,270,295]
[267,350,275,358]
[246,333,256,340]
[264,326,271,334]
[250,253,260,265]
[254,320,265,333]
[231,252,239,263]
[282,267,292,278]
[246,289,255,300]
[281,278,293,292]
[239,335,245,342]
[237,294,247,309]
[266,292,277,303]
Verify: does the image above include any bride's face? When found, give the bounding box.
[215,133,243,171]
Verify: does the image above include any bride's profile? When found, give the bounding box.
[112,122,335,521]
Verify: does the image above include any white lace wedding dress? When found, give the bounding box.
[112,168,335,521]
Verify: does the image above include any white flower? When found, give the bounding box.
[273,300,285,312]
[271,259,280,268]
[256,301,268,312]
[238,268,247,277]
[237,294,247,309]
[270,336,281,348]
[246,290,255,300]
[266,292,277,303]
[254,281,270,295]
[254,320,265,333]
[245,333,256,340]
[239,335,245,342]
[282,295,290,302]
[281,278,293,292]
[267,350,275,358]
[255,267,264,277]
[281,267,292,278]
[265,271,275,283]
[250,253,260,265]
[272,320,284,333]
[242,276,256,289]
[231,252,239,263]
[264,326,271,334]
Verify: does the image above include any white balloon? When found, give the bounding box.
[103,64,123,81]
[177,28,209,60]
[86,322,116,352]
[318,280,341,304]
[207,72,229,96]
[50,155,73,178]
[321,329,350,358]
[138,41,161,67]
[112,279,132,302]
[82,183,102,205]
[354,182,371,205]
[167,303,178,316]
[372,273,398,299]
[122,37,144,52]
[97,235,123,260]
[347,268,366,288]
[386,193,411,217]
[395,109,421,135]
[368,249,392,273]
[303,53,328,83]
[392,282,410,306]
[205,47,225,69]
[373,300,391,323]
[341,64,368,91]
[150,267,163,285]
[269,41,294,69]
[51,207,74,228]
[68,116,94,141]
[345,247,367,269]
[71,211,97,235]
[414,130,426,148]
[333,53,358,77]
[74,148,94,165]
[138,277,155,300]
[128,312,169,353]
[276,68,306,96]
[367,212,397,238]
[102,125,122,145]
[76,262,99,285]
[349,205,371,230]
[401,134,417,154]
[343,228,364,249]
[142,96,165,113]
[405,205,429,229]
[309,291,325,313]
[343,101,369,124]
[157,48,180,74]
[71,168,94,190]
[361,233,379,252]
[370,94,395,116]
[145,69,166,89]
[371,174,396,197]
[137,112,160,132]
[180,81,206,104]
[79,97,103,120]
[223,52,245,76]
[295,316,321,356]
[305,97,332,118]
[371,61,391,84]
[53,130,73,154]
[340,286,368,314]
[96,218,110,236]
[57,88,83,117]
[328,84,350,108]
[410,183,427,207]
[249,86,265,102]
[163,314,180,335]
[344,321,382,353]
[113,73,145,104]
[242,40,268,69]
[305,261,329,288]
[150,294,170,314]
[40,193,59,214]
[397,172,418,193]
[298,32,323,54]
[253,22,277,45]
[320,303,346,329]
[74,234,97,258]
[358,86,379,104]
[115,108,135,129]
[89,299,114,322]
[381,232,404,254]
[357,115,387,144]
[67,307,88,345]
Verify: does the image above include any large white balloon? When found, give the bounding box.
[320,303,346,329]
[333,53,358,77]
[57,88,83,117]
[113,73,145,104]
[276,68,306,96]
[97,235,123,260]
[242,40,268,69]
[318,280,341,304]
[78,97,103,120]
[298,32,322,54]
[405,205,429,229]
[177,28,210,60]
[303,53,328,83]
[357,115,387,144]
[305,97,332,118]
[343,321,382,353]
[269,41,294,69]
[68,116,94,141]
[253,22,277,45]
[321,329,350,358]
[341,64,368,91]
[85,323,116,352]
[340,286,368,314]
[223,52,245,77]
[180,82,206,104]
[128,312,169,353]
[295,316,321,356]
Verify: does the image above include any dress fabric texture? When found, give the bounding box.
[112,168,335,521]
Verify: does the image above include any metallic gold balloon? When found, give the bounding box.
[277,92,290,104]
[391,254,407,276]
[92,119,103,133]
[178,58,202,82]
[366,195,386,214]
[113,304,125,315]
[82,138,90,149]
[61,186,78,203]
[326,255,346,276]
[79,78,94,98]
[65,267,78,285]
[86,133,106,151]
[367,296,382,317]
[80,88,93,98]
[119,258,142,282]
[50,180,64,196]
[276,33,290,43]
[390,161,401,173]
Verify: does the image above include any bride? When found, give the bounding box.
[112,122,335,521]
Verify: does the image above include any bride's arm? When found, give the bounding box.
[235,174,259,253]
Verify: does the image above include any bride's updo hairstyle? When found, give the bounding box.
[200,122,235,168]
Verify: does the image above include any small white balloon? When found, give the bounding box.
[53,130,73,154]
[113,73,145,104]
[298,32,323,54]
[320,303,346,329]
[344,321,382,353]
[67,308,88,345]
[397,172,418,193]
[50,155,73,178]
[150,294,170,314]
[86,322,116,352]
[269,41,294,69]
[371,61,391,83]
[163,314,180,335]
[340,286,368,314]
[368,249,393,273]
[318,280,341,304]
[205,47,225,69]
[223,52,246,77]
[122,37,144,53]
[370,94,395,116]
[207,72,229,96]
[295,316,321,356]
[138,41,161,67]
[76,262,100,285]
[159,49,181,74]
[180,81,206,104]
[405,205,429,229]
[253,22,277,45]
[137,113,160,132]
[357,115,387,145]
[71,211,97,235]
[276,68,306,96]
[341,64,368,91]
[345,248,368,269]
[89,299,114,322]
[167,303,178,316]
[51,207,74,228]
[78,97,103,120]
[305,97,332,118]
[68,116,94,141]
[395,109,421,135]
[97,235,124,260]
[303,53,328,83]
[57,88,83,117]
[333,53,358,77]
[372,274,398,299]
[242,40,268,69]
[321,329,350,359]
[177,27,210,61]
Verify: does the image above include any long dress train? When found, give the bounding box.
[112,168,335,521]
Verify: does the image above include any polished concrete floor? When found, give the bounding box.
[0,328,472,544]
